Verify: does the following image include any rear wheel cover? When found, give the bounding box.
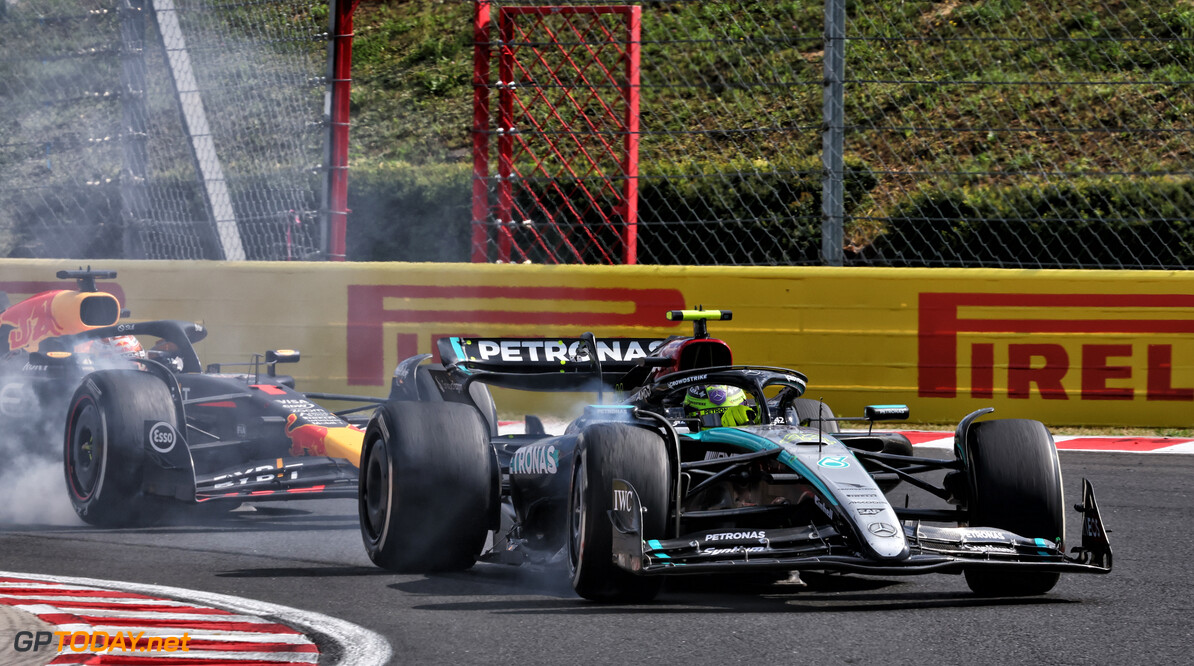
[567,450,588,575]
[65,396,104,501]
[361,436,392,545]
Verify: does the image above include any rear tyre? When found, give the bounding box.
[568,423,668,603]
[359,401,495,572]
[415,363,498,436]
[962,418,1064,596]
[788,398,839,434]
[63,371,175,527]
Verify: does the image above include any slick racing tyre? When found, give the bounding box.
[359,400,497,572]
[788,398,839,434]
[962,418,1064,596]
[414,363,498,436]
[63,370,176,527]
[568,423,668,603]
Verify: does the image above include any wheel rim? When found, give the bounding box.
[568,455,586,572]
[363,438,390,541]
[66,399,102,500]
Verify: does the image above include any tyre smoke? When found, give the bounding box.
[0,385,79,526]
[0,352,140,527]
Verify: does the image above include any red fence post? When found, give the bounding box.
[496,10,515,263]
[471,1,492,262]
[326,0,359,261]
[475,5,640,265]
[623,6,641,265]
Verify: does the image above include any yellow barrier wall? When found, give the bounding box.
[3,259,1191,427]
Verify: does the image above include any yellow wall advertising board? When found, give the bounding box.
[2,259,1190,427]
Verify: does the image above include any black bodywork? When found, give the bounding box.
[0,269,371,524]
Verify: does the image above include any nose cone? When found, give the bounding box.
[861,514,908,559]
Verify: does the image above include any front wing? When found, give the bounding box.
[138,420,358,503]
[193,456,357,502]
[609,478,1112,577]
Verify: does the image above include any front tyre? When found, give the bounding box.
[962,418,1064,596]
[63,371,176,527]
[788,398,839,434]
[568,423,668,603]
[359,401,495,572]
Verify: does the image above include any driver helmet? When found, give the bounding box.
[104,334,146,359]
[683,384,756,426]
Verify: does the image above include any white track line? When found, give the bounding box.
[0,594,187,605]
[28,607,276,621]
[1159,441,1194,454]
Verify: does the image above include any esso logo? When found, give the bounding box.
[148,422,176,453]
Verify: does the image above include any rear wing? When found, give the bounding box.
[437,336,670,391]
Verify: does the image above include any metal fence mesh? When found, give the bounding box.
[468,0,1194,267]
[3,1,1190,267]
[474,0,826,265]
[0,0,328,260]
[475,5,641,265]
[848,1,1194,268]
[632,1,824,266]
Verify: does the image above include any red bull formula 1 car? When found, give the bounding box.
[356,309,1113,601]
[0,268,374,526]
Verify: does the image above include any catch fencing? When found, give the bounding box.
[3,1,1190,267]
[468,0,1194,267]
[0,0,331,261]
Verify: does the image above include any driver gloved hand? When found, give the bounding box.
[719,404,756,427]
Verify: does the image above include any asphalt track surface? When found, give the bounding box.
[2,450,1192,666]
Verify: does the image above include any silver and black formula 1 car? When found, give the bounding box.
[1,268,375,526]
[356,309,1112,602]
